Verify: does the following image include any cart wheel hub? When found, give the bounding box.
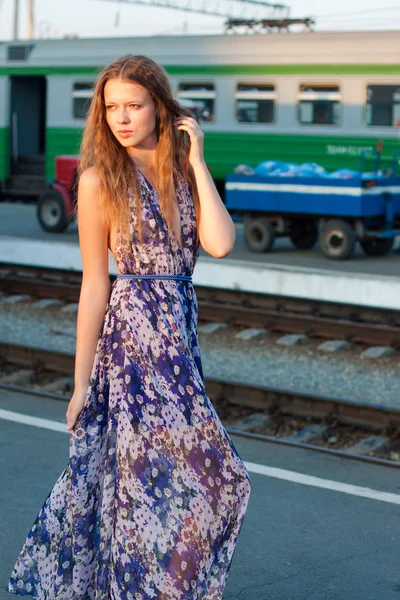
[42,198,62,226]
[328,230,344,248]
[252,229,263,243]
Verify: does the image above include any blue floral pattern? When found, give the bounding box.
[7,167,251,599]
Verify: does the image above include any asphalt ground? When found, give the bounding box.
[1,200,400,278]
[1,388,399,600]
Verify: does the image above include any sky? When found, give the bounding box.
[0,0,399,40]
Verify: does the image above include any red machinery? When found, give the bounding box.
[37,155,80,233]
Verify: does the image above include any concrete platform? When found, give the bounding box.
[1,201,400,310]
[1,388,400,600]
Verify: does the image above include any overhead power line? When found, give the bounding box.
[315,4,400,18]
[95,0,290,19]
[94,0,315,31]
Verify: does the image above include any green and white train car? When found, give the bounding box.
[0,29,399,199]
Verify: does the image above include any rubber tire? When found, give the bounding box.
[37,188,69,233]
[319,219,356,260]
[244,217,275,253]
[360,238,394,257]
[289,220,318,250]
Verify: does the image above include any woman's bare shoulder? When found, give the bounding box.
[78,167,102,213]
[79,166,101,191]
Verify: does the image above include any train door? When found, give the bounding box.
[8,76,46,195]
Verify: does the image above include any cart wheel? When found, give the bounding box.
[289,221,318,250]
[37,188,69,233]
[360,238,394,257]
[319,219,355,260]
[244,217,275,253]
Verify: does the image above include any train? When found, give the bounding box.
[0,29,399,231]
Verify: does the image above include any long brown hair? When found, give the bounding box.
[78,54,200,245]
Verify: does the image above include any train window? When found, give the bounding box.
[72,83,94,119]
[235,84,276,123]
[177,83,215,122]
[297,85,341,125]
[365,85,400,127]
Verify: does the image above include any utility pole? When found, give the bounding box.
[13,0,20,40]
[27,0,34,39]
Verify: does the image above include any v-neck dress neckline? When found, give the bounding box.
[137,168,185,255]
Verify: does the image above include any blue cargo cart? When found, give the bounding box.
[225,151,400,260]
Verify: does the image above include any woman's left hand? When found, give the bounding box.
[174,116,205,168]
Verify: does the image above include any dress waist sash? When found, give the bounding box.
[116,273,192,283]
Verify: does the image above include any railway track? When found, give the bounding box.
[1,263,400,347]
[1,341,399,468]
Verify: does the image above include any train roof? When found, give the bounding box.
[0,30,399,68]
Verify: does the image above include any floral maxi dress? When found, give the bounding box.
[6,167,252,600]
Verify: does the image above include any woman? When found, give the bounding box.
[7,54,251,599]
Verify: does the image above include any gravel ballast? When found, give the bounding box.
[0,298,399,409]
